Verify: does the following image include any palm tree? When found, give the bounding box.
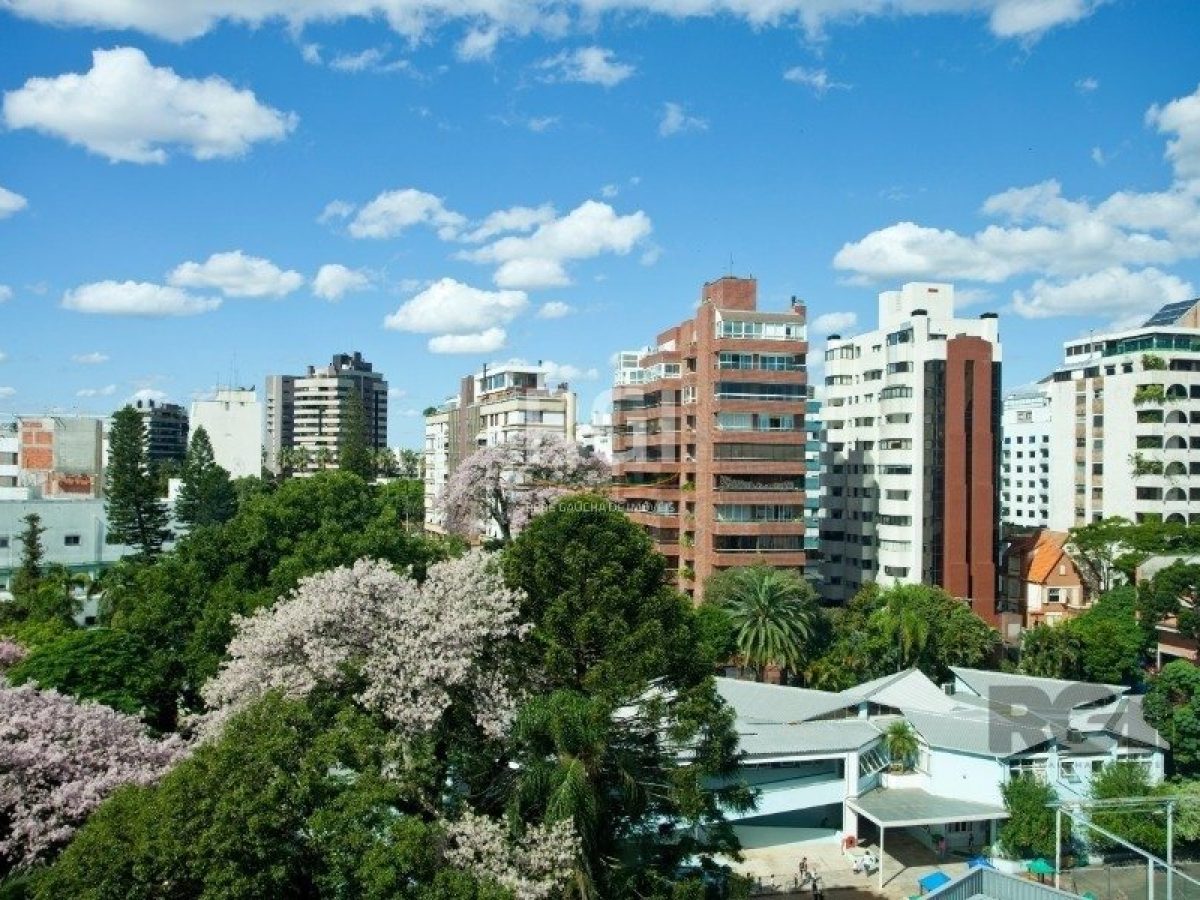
[313,446,334,471]
[884,720,920,772]
[721,565,816,682]
[877,594,931,670]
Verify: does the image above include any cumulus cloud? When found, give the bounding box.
[539,46,634,87]
[462,199,652,288]
[2,47,295,164]
[811,311,858,333]
[384,278,527,335]
[342,188,467,239]
[658,101,707,137]
[783,66,849,95]
[328,46,410,73]
[168,250,303,297]
[0,387,15,399]
[317,199,355,223]
[0,286,12,303]
[128,387,169,404]
[1012,267,1194,325]
[62,281,220,316]
[1147,82,1200,182]
[0,0,1103,44]
[72,351,109,364]
[541,360,598,381]
[462,204,557,243]
[313,263,372,300]
[428,328,507,354]
[76,384,117,397]
[0,185,28,218]
[536,300,573,319]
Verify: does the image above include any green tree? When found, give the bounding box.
[339,391,374,480]
[398,448,423,479]
[1090,761,1167,857]
[104,406,170,557]
[10,514,46,601]
[1144,661,1200,778]
[710,565,815,681]
[1020,590,1145,687]
[883,720,919,772]
[998,775,1063,860]
[1020,624,1084,680]
[5,629,162,720]
[174,426,237,530]
[379,479,425,531]
[502,494,752,898]
[1067,517,1135,595]
[877,592,932,670]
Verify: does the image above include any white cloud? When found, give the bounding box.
[463,200,652,288]
[313,263,372,301]
[600,183,619,199]
[0,387,15,399]
[536,300,573,319]
[328,46,410,73]
[0,185,28,218]
[540,46,634,87]
[62,281,220,316]
[384,278,527,334]
[168,250,303,298]
[76,384,117,397]
[811,311,858,333]
[128,387,168,404]
[1147,82,1200,183]
[344,188,466,239]
[2,47,295,164]
[462,203,556,243]
[1091,146,1106,166]
[428,328,507,354]
[388,387,408,398]
[526,115,558,132]
[0,351,7,363]
[0,0,1104,44]
[1075,76,1099,93]
[542,360,598,382]
[658,101,707,137]
[72,351,109,364]
[0,286,11,303]
[1012,267,1194,326]
[301,43,323,64]
[317,199,355,223]
[783,66,849,95]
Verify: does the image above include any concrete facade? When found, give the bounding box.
[1001,387,1053,530]
[1046,299,1200,531]
[190,387,263,479]
[820,283,1002,622]
[16,415,106,498]
[611,276,808,599]
[423,363,577,530]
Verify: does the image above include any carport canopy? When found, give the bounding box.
[848,788,1009,828]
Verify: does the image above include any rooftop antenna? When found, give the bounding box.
[728,252,734,277]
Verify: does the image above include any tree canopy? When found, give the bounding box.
[104,406,170,557]
[1144,661,1200,778]
[174,426,237,530]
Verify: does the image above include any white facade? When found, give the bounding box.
[190,388,263,479]
[1000,387,1053,529]
[820,283,1002,604]
[0,423,20,500]
[575,411,614,463]
[1046,300,1200,531]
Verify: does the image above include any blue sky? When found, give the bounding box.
[1,0,1198,447]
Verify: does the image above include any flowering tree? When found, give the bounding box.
[0,639,27,670]
[437,432,610,542]
[441,810,579,900]
[0,682,187,868]
[200,551,527,739]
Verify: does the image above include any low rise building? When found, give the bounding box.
[0,422,19,500]
[17,415,106,498]
[999,530,1090,638]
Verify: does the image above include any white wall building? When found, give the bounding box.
[190,388,263,479]
[820,283,1002,623]
[576,411,614,463]
[1046,299,1200,531]
[0,422,20,500]
[1000,387,1053,530]
[423,363,577,530]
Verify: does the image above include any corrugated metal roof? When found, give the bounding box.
[716,678,858,723]
[951,667,1124,708]
[737,720,884,757]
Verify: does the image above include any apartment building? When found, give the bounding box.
[804,388,824,585]
[820,283,1002,623]
[266,352,388,474]
[1000,387,1053,530]
[16,415,106,498]
[134,399,189,463]
[0,422,18,500]
[423,362,577,530]
[190,387,263,479]
[611,276,808,598]
[1046,298,1200,531]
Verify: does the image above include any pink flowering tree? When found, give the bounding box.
[437,431,610,542]
[0,639,27,670]
[200,551,528,740]
[0,682,187,869]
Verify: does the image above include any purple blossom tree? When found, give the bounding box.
[437,431,610,542]
[200,551,527,739]
[0,639,27,670]
[0,683,187,868]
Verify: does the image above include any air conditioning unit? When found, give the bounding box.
[942,682,956,696]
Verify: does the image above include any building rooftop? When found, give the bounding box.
[924,864,1086,900]
[1144,298,1200,327]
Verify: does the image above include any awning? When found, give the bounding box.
[847,788,1008,828]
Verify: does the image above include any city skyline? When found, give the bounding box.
[2,1,1199,447]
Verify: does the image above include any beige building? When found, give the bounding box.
[423,363,577,530]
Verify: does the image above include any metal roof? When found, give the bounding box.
[925,865,1085,900]
[847,788,1008,827]
[736,719,884,757]
[715,678,858,723]
[950,667,1124,709]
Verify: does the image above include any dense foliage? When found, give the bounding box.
[704,565,816,681]
[174,426,237,529]
[1144,661,1200,778]
[1020,588,1147,686]
[998,775,1063,860]
[1089,761,1166,857]
[104,405,171,557]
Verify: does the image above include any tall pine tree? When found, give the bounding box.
[105,406,170,557]
[175,426,237,529]
[337,390,374,481]
[11,513,46,600]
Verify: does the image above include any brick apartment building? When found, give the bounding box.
[611,276,808,599]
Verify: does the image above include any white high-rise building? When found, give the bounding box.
[1000,387,1053,530]
[423,363,576,531]
[821,282,1003,625]
[1046,298,1200,531]
[190,388,264,479]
